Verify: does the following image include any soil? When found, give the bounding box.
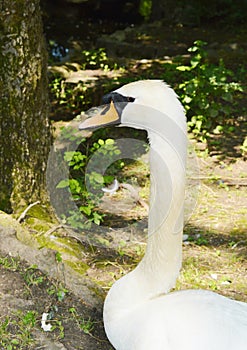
[0,257,110,350]
[0,222,113,350]
[1,7,246,350]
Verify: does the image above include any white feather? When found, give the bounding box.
[101,80,247,350]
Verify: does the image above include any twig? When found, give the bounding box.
[17,201,40,223]
[230,240,247,249]
[43,224,65,237]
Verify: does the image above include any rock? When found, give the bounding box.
[64,68,121,84]
[0,210,38,247]
[0,212,103,308]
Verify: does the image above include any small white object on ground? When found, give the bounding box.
[102,179,119,194]
[41,312,52,332]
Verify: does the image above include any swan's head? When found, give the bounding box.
[79,80,185,130]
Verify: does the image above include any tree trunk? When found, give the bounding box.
[0,0,51,213]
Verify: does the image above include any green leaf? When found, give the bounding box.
[90,172,104,184]
[56,179,70,188]
[57,289,68,302]
[98,139,105,146]
[105,138,115,145]
[64,151,75,162]
[213,125,223,134]
[69,179,82,194]
[176,65,191,71]
[93,212,103,225]
[55,252,63,263]
[183,95,192,104]
[80,206,92,216]
[23,311,36,326]
[103,175,115,184]
[190,56,200,67]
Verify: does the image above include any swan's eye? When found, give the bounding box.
[127,97,135,102]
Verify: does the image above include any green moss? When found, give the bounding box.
[26,205,54,222]
[88,285,105,300]
[64,260,89,274]
[56,236,86,257]
[0,191,12,213]
[35,233,92,275]
[25,217,51,232]
[37,234,86,259]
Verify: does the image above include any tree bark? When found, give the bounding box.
[0,0,51,213]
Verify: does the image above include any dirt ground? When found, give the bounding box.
[0,223,114,350]
[0,257,111,350]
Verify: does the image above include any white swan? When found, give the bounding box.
[79,80,247,350]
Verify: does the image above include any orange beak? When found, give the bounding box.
[79,101,120,130]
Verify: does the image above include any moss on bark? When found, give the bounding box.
[0,0,51,213]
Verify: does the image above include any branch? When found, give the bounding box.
[17,201,40,223]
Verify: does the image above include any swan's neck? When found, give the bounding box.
[104,106,187,323]
[138,131,186,295]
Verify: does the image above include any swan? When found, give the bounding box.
[79,80,247,350]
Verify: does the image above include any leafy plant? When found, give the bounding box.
[0,311,37,349]
[47,285,68,302]
[22,265,44,287]
[81,48,108,70]
[139,0,152,20]
[176,40,243,140]
[57,134,122,229]
[69,307,94,335]
[0,256,20,271]
[49,77,90,115]
[188,234,209,246]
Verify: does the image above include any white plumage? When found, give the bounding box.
[81,80,247,350]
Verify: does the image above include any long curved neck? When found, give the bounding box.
[137,129,186,295]
[104,104,187,322]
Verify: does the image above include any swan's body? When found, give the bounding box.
[79,80,247,350]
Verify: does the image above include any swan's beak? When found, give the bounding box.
[79,101,120,130]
